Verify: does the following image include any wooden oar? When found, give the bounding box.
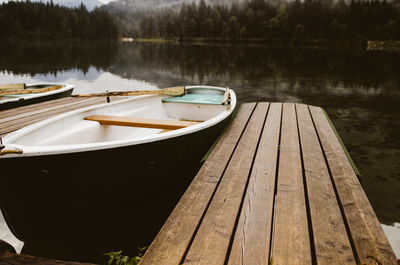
[0,85,63,96]
[0,83,26,90]
[72,86,185,97]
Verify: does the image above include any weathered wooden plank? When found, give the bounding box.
[73,86,185,97]
[0,85,63,96]
[0,98,105,129]
[0,96,119,120]
[271,103,312,265]
[0,97,83,118]
[227,103,282,265]
[309,106,398,265]
[296,103,356,265]
[139,103,257,265]
[0,98,116,136]
[0,98,101,124]
[84,115,200,129]
[182,103,269,265]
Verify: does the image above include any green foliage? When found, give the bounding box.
[104,247,148,265]
[0,1,118,40]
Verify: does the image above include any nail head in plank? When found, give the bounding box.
[183,103,269,265]
[296,103,356,265]
[227,103,282,265]
[271,103,312,265]
[309,106,398,265]
[139,103,257,265]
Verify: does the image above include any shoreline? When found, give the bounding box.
[132,38,400,51]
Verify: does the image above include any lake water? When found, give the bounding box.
[0,40,399,261]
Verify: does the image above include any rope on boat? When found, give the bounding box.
[0,147,23,155]
[0,138,23,155]
[222,87,231,108]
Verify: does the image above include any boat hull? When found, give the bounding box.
[0,116,230,242]
[0,84,74,111]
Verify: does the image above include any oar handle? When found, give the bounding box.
[0,85,63,96]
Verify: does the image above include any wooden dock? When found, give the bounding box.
[0,100,398,264]
[0,97,121,137]
[139,102,398,265]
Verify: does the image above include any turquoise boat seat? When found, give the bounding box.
[162,93,223,105]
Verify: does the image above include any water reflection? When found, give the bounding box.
[0,41,399,261]
[0,41,117,75]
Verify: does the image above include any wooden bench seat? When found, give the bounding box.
[84,115,200,130]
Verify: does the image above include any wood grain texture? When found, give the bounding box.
[0,98,106,128]
[271,103,312,265]
[182,103,269,265]
[84,115,200,129]
[0,85,63,96]
[0,97,89,119]
[0,83,25,90]
[296,103,356,265]
[309,106,398,265]
[0,98,101,124]
[138,103,257,265]
[227,103,281,265]
[73,86,184,97]
[0,97,119,137]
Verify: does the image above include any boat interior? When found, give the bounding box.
[7,88,230,147]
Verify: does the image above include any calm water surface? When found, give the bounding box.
[0,41,399,261]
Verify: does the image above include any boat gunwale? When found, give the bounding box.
[1,86,236,158]
[0,82,75,104]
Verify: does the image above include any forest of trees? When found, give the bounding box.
[0,1,118,40]
[136,0,400,41]
[2,0,400,41]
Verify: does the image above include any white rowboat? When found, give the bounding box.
[0,82,74,111]
[1,85,235,157]
[0,85,236,241]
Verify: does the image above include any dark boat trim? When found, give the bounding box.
[0,88,74,111]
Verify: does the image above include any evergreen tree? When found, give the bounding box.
[0,1,118,40]
[108,0,400,41]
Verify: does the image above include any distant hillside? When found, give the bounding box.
[102,0,239,36]
[0,0,104,11]
[0,1,118,40]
